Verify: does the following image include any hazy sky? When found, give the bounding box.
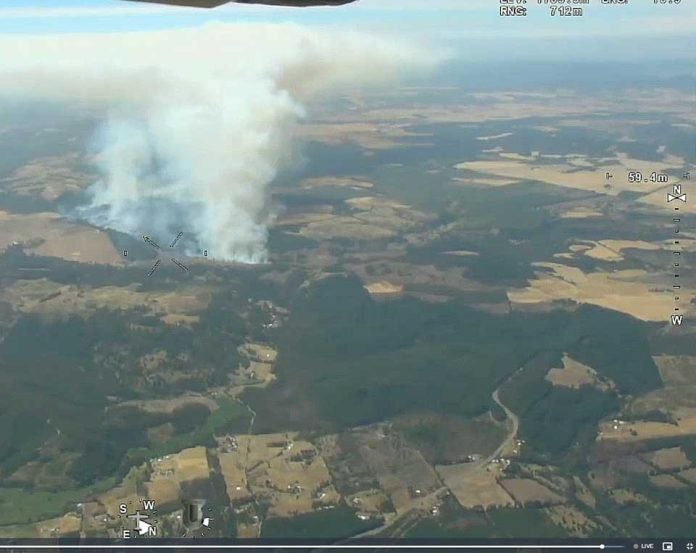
[0,0,694,62]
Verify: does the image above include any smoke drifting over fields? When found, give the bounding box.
[0,23,433,262]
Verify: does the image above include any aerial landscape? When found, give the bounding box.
[0,0,694,544]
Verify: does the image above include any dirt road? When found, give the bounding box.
[489,385,520,462]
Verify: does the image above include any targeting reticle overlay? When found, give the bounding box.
[138,231,192,277]
[0,0,693,550]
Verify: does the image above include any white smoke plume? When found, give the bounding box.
[0,23,435,262]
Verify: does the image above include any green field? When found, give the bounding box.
[405,505,566,539]
[260,506,378,539]
[122,398,251,468]
[0,478,115,526]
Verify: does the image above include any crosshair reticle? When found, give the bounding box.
[142,231,190,277]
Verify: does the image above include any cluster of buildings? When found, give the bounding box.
[218,435,239,453]
[255,300,288,330]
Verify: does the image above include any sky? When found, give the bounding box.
[0,0,694,62]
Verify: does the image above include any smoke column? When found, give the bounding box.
[0,23,435,262]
